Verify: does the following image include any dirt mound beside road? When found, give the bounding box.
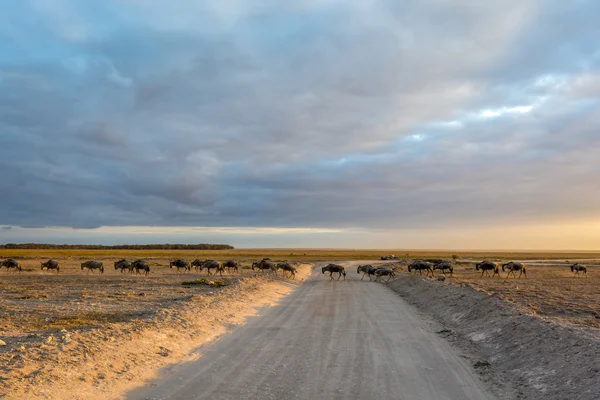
[389,276,600,400]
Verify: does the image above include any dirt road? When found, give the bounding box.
[128,262,495,400]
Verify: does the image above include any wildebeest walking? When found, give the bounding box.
[322,264,346,280]
[277,262,297,279]
[432,261,453,276]
[1,259,21,272]
[252,259,277,274]
[41,259,60,273]
[132,259,150,276]
[408,261,433,277]
[475,261,499,277]
[570,263,587,277]
[374,267,396,283]
[502,262,526,278]
[197,260,224,276]
[170,259,190,273]
[357,264,378,281]
[114,259,132,274]
[223,260,239,273]
[81,260,104,274]
[191,259,204,272]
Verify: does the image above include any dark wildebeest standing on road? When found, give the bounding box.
[132,259,150,275]
[374,267,396,283]
[252,259,277,274]
[81,261,104,274]
[322,264,346,280]
[357,264,378,281]
[170,259,190,273]
[502,262,527,278]
[1,259,21,272]
[475,261,500,277]
[41,259,60,273]
[570,263,587,277]
[114,259,132,274]
[408,261,434,277]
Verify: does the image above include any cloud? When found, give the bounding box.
[0,0,599,246]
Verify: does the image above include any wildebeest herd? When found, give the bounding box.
[0,257,301,280]
[321,258,593,283]
[0,257,592,281]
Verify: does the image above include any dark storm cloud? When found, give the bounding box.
[1,0,599,233]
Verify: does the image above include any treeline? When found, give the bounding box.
[0,243,235,250]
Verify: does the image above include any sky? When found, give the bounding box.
[1,1,600,249]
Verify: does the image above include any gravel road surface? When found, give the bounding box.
[129,263,495,400]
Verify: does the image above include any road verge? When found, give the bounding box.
[0,264,313,400]
[388,276,600,400]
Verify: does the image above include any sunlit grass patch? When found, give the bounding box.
[182,278,227,287]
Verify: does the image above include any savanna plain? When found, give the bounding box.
[1,249,599,399]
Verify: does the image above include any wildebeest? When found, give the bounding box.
[252,259,277,274]
[570,263,587,277]
[41,259,60,273]
[170,259,190,273]
[502,262,526,278]
[223,260,239,273]
[277,262,297,279]
[475,261,499,277]
[374,267,396,283]
[191,259,204,272]
[131,259,150,276]
[433,261,454,275]
[322,264,346,280]
[1,259,21,272]
[357,264,378,281]
[81,260,104,274]
[408,261,433,277]
[114,259,132,274]
[198,260,224,276]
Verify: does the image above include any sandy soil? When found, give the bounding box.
[0,259,313,399]
[389,274,600,400]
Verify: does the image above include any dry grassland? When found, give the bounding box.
[423,261,600,329]
[0,257,311,398]
[3,248,600,261]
